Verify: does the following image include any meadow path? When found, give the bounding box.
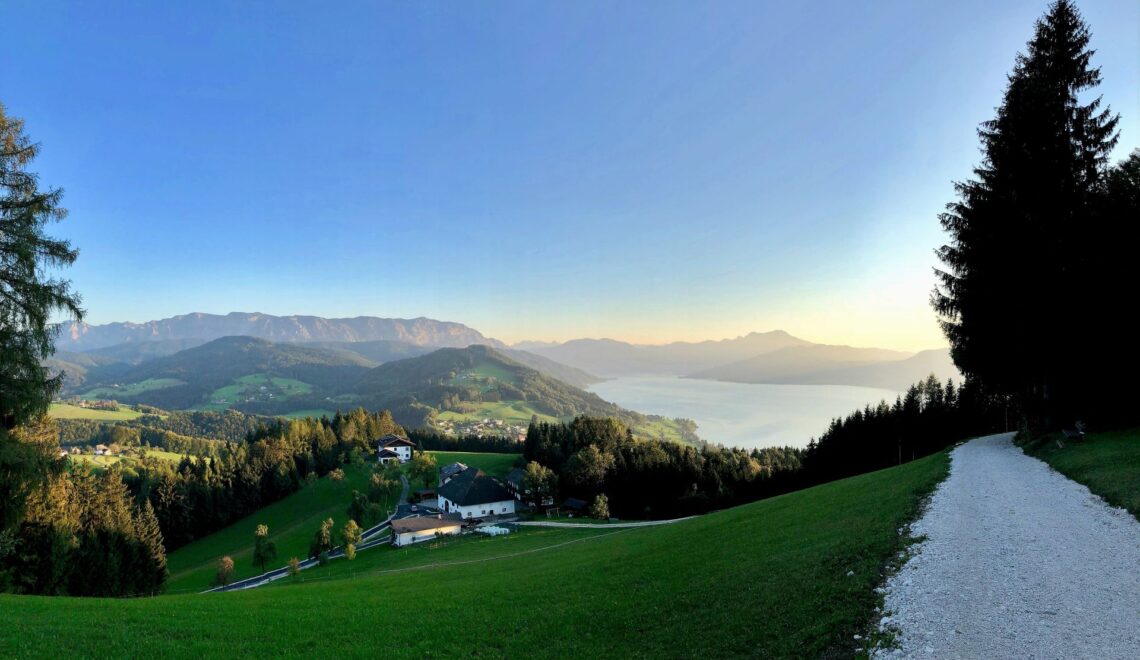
[876,432,1140,658]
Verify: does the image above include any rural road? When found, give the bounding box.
[875,432,1140,658]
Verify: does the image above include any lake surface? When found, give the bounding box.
[589,376,900,450]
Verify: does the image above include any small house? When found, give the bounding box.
[391,514,463,547]
[437,468,516,520]
[506,467,553,506]
[94,444,109,456]
[377,434,416,463]
[377,448,400,465]
[506,467,525,500]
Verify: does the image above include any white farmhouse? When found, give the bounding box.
[436,468,516,520]
[377,433,415,463]
[390,514,463,547]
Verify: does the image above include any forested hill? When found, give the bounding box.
[354,345,694,441]
[57,312,504,351]
[75,336,373,411]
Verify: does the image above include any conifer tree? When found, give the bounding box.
[932,1,1119,427]
[0,103,82,541]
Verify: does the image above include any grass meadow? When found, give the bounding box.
[48,402,145,421]
[163,463,388,593]
[1022,427,1140,519]
[0,450,949,657]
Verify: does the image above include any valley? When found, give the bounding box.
[47,312,956,449]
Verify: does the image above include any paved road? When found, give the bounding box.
[517,517,695,529]
[875,433,1140,658]
[204,474,411,593]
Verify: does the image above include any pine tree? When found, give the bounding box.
[134,500,168,595]
[1,103,82,538]
[932,1,1119,428]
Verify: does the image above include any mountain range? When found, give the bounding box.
[50,312,960,429]
[517,332,959,390]
[57,312,503,351]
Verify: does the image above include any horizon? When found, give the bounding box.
[8,0,1138,353]
[64,308,952,353]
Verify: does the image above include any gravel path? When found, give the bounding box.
[875,432,1140,659]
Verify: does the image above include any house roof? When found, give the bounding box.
[440,462,468,481]
[391,514,464,534]
[506,467,525,486]
[377,449,400,458]
[380,434,416,448]
[437,468,513,507]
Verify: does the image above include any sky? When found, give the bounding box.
[3,1,1137,351]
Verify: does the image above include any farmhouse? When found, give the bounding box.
[377,434,415,463]
[439,461,468,485]
[506,467,553,506]
[377,449,400,465]
[437,468,516,519]
[390,514,463,547]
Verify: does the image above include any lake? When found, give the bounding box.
[589,376,900,450]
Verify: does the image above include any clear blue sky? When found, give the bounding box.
[4,1,1137,349]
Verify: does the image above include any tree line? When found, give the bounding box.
[801,376,1006,484]
[125,408,404,552]
[521,376,1005,519]
[524,416,804,518]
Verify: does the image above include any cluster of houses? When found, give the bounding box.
[379,433,591,548]
[384,435,521,547]
[431,417,528,443]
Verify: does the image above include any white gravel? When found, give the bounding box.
[874,432,1140,659]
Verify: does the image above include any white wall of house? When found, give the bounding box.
[436,496,516,519]
[393,524,461,547]
[390,445,412,462]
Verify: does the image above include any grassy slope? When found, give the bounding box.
[48,402,144,421]
[1022,427,1140,518]
[164,463,385,593]
[426,450,521,479]
[0,451,949,657]
[69,450,193,470]
[81,377,186,399]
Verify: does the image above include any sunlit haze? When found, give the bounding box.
[4,0,1137,350]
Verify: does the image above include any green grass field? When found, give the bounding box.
[278,525,606,587]
[48,402,145,421]
[447,363,520,391]
[0,450,949,657]
[199,374,314,411]
[436,400,559,426]
[426,451,521,479]
[164,463,388,593]
[80,378,185,400]
[69,449,194,470]
[1022,427,1140,519]
[278,408,337,420]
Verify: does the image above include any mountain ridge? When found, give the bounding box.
[58,312,504,351]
